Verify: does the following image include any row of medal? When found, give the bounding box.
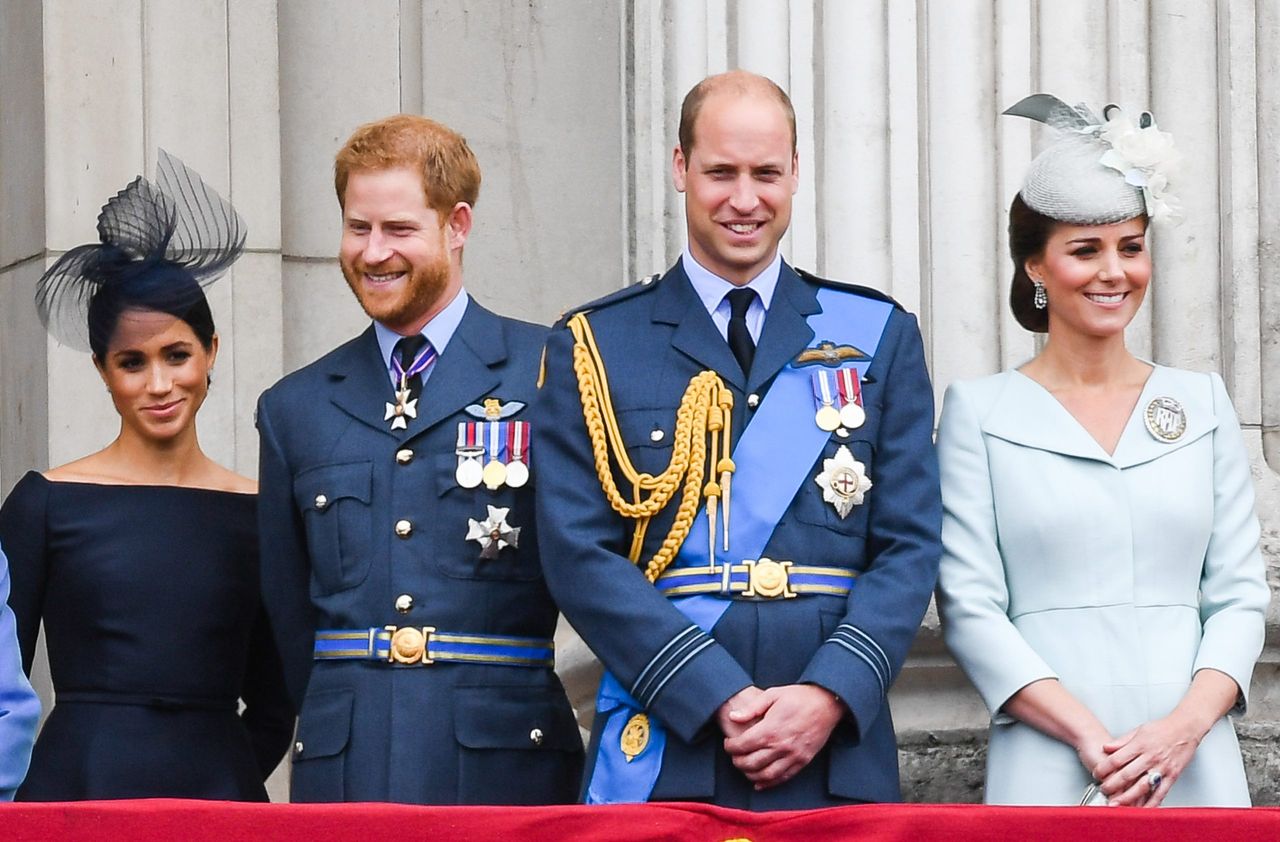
[456,420,531,490]
[811,367,866,431]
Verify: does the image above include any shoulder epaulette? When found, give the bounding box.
[794,267,904,311]
[552,274,663,329]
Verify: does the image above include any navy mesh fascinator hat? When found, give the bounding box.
[37,150,246,357]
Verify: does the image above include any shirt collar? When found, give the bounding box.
[373,286,470,372]
[680,247,781,313]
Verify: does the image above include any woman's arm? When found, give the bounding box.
[1093,668,1238,806]
[239,604,297,781]
[1002,678,1113,772]
[936,382,1113,774]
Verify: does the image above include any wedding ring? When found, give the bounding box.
[1146,770,1163,791]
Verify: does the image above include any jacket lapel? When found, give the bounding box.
[653,262,745,389]
[746,263,819,395]
[1113,366,1218,469]
[407,300,504,438]
[326,303,506,442]
[328,326,404,438]
[981,366,1218,466]
[981,372,1112,462]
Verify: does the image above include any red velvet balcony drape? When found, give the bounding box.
[5,800,1279,841]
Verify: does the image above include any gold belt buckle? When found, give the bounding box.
[385,625,436,665]
[743,558,796,599]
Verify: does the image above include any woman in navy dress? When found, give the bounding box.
[0,151,293,800]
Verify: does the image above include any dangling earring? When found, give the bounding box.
[207,369,214,388]
[1032,280,1047,310]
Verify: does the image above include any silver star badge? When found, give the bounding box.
[466,505,522,559]
[384,387,418,431]
[814,445,872,519]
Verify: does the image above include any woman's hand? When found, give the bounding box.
[1092,718,1200,807]
[1092,669,1240,807]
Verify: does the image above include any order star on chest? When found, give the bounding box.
[815,444,872,518]
[466,505,521,559]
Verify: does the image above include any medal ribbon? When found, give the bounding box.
[487,420,504,462]
[587,287,897,804]
[391,341,438,386]
[812,368,839,411]
[509,421,528,465]
[836,367,862,408]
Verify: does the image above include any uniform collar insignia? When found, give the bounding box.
[465,398,526,421]
[794,340,869,368]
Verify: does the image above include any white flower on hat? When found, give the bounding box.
[1092,109,1183,222]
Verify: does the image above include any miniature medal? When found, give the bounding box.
[455,424,485,488]
[506,421,530,488]
[481,415,507,490]
[812,369,842,431]
[456,450,485,488]
[815,445,872,519]
[1144,396,1187,442]
[466,505,521,559]
[839,403,865,429]
[506,460,529,488]
[482,460,508,490]
[836,368,866,429]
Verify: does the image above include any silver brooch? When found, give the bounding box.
[1143,396,1186,443]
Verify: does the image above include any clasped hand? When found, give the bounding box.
[1090,716,1201,808]
[715,684,845,790]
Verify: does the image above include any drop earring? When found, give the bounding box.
[1033,280,1047,310]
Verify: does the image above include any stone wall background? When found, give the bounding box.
[1,0,1276,805]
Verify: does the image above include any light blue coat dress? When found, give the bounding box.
[936,366,1270,806]
[0,545,40,800]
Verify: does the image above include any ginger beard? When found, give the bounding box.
[340,223,452,331]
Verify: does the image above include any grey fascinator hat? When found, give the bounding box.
[1005,93,1182,225]
[36,149,246,354]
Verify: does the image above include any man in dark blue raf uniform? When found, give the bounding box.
[256,115,582,804]
[536,71,941,809]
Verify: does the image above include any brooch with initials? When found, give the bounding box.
[1143,396,1186,443]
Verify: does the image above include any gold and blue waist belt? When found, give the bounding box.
[314,626,555,668]
[655,558,856,600]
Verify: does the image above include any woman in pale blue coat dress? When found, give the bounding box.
[936,95,1270,807]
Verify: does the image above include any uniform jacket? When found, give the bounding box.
[257,298,583,804]
[0,547,39,800]
[936,367,1270,806]
[535,261,941,808]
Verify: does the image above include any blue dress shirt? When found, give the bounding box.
[373,287,470,387]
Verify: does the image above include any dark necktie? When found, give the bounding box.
[726,288,757,376]
[393,334,431,403]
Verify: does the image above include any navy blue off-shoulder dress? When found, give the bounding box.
[0,471,294,801]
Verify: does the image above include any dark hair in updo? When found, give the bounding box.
[86,259,216,361]
[1007,194,1056,333]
